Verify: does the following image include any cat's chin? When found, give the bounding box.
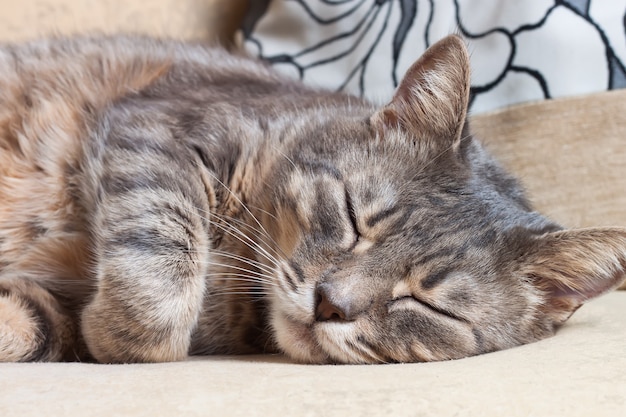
[272,313,330,364]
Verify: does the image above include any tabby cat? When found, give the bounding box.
[0,34,624,364]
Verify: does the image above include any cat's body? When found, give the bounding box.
[0,35,624,364]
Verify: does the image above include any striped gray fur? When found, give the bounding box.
[0,35,625,364]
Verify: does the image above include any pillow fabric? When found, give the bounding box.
[242,0,626,114]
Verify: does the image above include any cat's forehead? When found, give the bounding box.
[284,119,544,248]
[350,173,398,207]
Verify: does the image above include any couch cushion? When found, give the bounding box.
[471,89,626,230]
[2,292,624,416]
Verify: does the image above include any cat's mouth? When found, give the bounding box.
[272,309,381,364]
[272,312,330,364]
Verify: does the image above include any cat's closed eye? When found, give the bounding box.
[344,189,360,244]
[389,292,467,323]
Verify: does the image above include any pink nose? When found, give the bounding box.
[315,287,348,322]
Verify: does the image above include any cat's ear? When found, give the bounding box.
[371,35,471,148]
[520,228,626,324]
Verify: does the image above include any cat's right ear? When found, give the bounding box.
[519,227,626,325]
[370,35,471,150]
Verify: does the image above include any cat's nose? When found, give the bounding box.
[315,286,348,322]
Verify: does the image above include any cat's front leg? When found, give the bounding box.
[81,134,212,363]
[82,190,210,363]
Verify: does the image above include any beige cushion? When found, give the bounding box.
[2,292,624,416]
[0,0,247,43]
[472,89,626,229]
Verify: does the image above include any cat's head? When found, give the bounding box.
[255,35,626,363]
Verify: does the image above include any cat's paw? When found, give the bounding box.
[81,295,190,364]
[0,292,42,362]
[0,279,75,362]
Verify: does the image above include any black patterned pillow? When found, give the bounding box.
[242,0,626,114]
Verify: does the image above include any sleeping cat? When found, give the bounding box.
[0,34,624,364]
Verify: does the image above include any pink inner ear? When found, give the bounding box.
[533,274,600,325]
[555,268,626,302]
[523,228,626,308]
[542,278,597,304]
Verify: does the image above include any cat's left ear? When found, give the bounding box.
[520,227,626,324]
[371,35,471,149]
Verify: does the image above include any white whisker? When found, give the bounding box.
[247,203,279,222]
[203,170,274,248]
[202,269,276,285]
[205,273,279,288]
[211,211,289,261]
[209,290,273,297]
[199,215,280,268]
[204,271,275,283]
[208,249,276,275]
[271,144,297,170]
[200,261,276,281]
[204,213,279,262]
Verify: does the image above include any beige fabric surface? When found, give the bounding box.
[472,89,626,229]
[1,292,624,416]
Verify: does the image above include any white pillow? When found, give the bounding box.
[242,0,626,114]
